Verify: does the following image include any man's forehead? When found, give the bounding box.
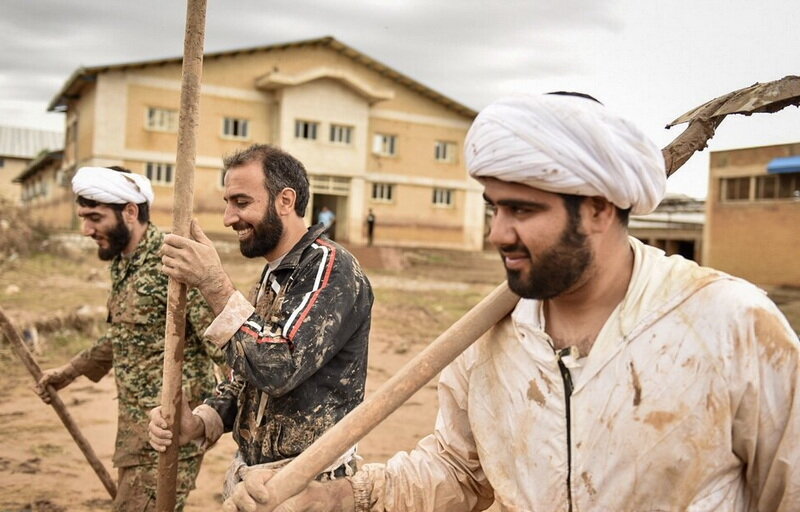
[481,177,557,201]
[76,203,115,216]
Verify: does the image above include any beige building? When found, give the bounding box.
[0,126,63,203]
[24,36,484,249]
[705,142,800,286]
[630,194,705,263]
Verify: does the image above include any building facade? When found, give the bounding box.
[0,126,63,203]
[705,141,800,286]
[630,194,705,263]
[23,37,484,249]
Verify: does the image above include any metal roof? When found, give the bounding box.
[47,36,478,118]
[0,125,63,159]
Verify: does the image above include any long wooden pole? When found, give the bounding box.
[0,307,117,499]
[224,282,519,511]
[155,0,207,509]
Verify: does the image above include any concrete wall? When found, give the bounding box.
[705,142,800,286]
[0,157,29,202]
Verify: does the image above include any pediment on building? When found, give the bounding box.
[255,67,394,104]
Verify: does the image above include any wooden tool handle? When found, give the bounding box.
[248,282,519,510]
[0,307,117,498]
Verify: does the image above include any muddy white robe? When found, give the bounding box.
[358,237,800,511]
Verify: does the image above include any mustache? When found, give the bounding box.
[497,244,530,257]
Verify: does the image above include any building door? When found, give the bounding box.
[309,175,351,242]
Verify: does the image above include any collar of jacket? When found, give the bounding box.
[270,222,330,275]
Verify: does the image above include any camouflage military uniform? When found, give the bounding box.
[69,223,223,511]
[200,223,372,472]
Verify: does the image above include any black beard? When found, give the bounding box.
[97,216,131,261]
[238,203,283,258]
[502,216,592,300]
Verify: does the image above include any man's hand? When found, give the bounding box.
[222,468,355,512]
[147,395,205,451]
[35,363,79,404]
[160,219,235,314]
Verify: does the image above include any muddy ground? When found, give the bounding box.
[1,242,798,511]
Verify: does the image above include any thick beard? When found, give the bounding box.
[239,203,283,258]
[97,215,131,261]
[503,217,592,300]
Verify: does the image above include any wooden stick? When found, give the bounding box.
[0,307,117,499]
[231,281,519,511]
[155,0,207,509]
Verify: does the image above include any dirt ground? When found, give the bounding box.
[1,241,799,511]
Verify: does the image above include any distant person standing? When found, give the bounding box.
[366,209,376,246]
[318,206,336,238]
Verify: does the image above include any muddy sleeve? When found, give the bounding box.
[730,300,800,512]
[214,250,365,397]
[203,371,247,432]
[69,334,114,382]
[186,287,227,368]
[355,355,494,512]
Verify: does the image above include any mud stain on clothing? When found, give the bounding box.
[581,471,597,497]
[643,410,677,430]
[527,379,546,407]
[629,361,642,406]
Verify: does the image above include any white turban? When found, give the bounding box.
[465,93,666,215]
[72,167,154,206]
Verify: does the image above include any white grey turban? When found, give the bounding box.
[465,93,666,215]
[72,167,154,206]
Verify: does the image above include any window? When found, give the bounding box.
[432,188,454,206]
[146,107,178,132]
[295,120,318,140]
[721,177,750,202]
[330,124,353,144]
[0,157,4,167]
[777,172,800,199]
[755,175,778,200]
[223,117,249,139]
[371,183,394,202]
[434,141,456,163]
[372,133,397,156]
[146,162,174,186]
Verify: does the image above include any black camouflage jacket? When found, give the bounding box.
[205,223,373,465]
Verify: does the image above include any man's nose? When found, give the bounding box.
[222,205,237,227]
[487,211,516,248]
[81,220,94,237]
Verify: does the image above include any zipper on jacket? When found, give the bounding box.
[557,347,574,512]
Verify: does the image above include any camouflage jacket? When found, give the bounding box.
[205,223,373,466]
[70,223,223,468]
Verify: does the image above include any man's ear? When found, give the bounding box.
[122,203,139,224]
[583,196,617,234]
[275,188,297,216]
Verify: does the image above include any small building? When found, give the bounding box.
[13,150,72,229]
[0,126,63,203]
[705,142,800,286]
[32,36,485,249]
[630,194,705,263]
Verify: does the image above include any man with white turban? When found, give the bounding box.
[226,93,800,512]
[36,166,224,511]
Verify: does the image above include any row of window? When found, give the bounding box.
[720,172,800,202]
[147,107,249,140]
[141,160,454,206]
[371,183,454,206]
[145,107,458,162]
[295,120,457,162]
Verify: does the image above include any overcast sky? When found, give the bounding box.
[2,0,798,198]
